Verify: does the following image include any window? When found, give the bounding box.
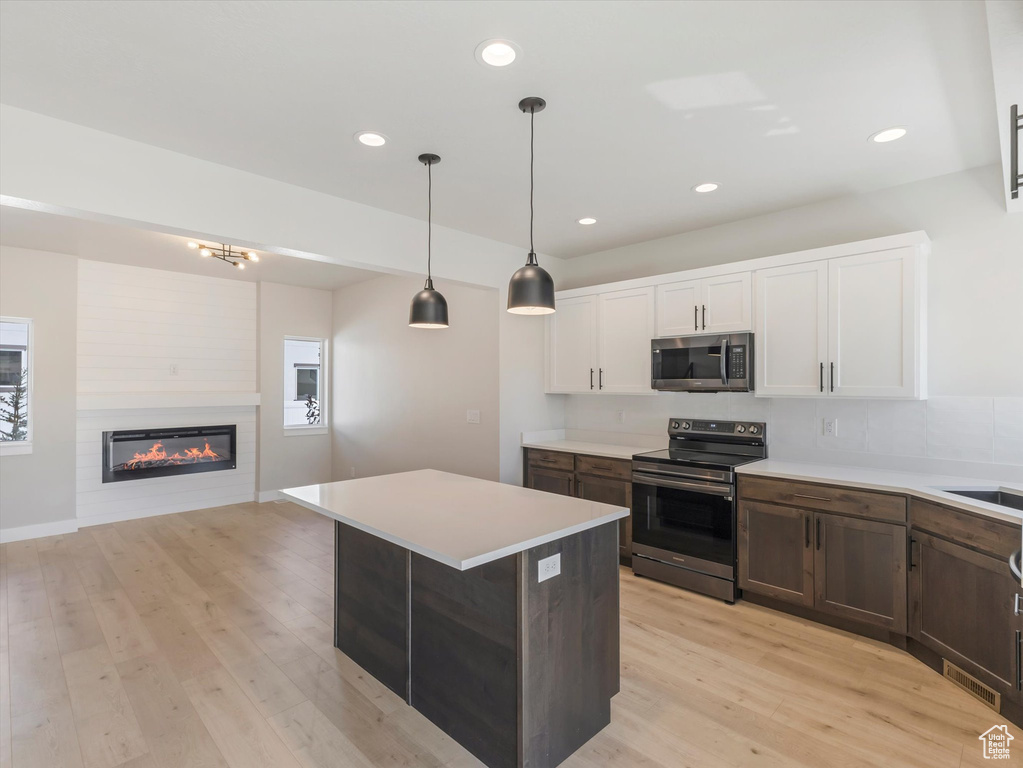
[0,318,32,449]
[284,337,326,430]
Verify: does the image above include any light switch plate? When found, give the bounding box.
[466,410,480,424]
[538,553,561,583]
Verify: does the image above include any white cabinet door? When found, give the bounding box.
[828,247,920,398]
[547,295,598,393]
[598,287,655,393]
[702,272,752,334]
[655,280,701,336]
[754,262,828,397]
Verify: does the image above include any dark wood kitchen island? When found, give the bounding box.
[283,469,629,768]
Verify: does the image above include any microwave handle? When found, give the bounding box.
[720,337,728,385]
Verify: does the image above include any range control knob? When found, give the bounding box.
[671,421,680,430]
[748,425,760,434]
[736,425,746,433]
[681,421,691,430]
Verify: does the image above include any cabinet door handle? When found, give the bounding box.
[590,368,594,390]
[820,362,824,393]
[702,304,707,330]
[830,362,835,392]
[793,493,831,502]
[599,368,604,389]
[577,480,584,497]
[804,515,810,548]
[694,305,699,332]
[815,517,822,550]
[908,537,916,571]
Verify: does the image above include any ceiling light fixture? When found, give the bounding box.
[475,39,520,67]
[693,182,719,193]
[578,217,597,226]
[507,97,556,316]
[408,153,449,329]
[355,131,387,147]
[870,127,907,143]
[187,241,260,269]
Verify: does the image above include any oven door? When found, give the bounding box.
[631,472,736,578]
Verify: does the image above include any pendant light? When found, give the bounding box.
[409,153,449,329]
[507,97,556,315]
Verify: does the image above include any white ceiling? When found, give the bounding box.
[0,0,1001,258]
[0,206,382,290]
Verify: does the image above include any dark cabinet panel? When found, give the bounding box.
[814,513,907,633]
[738,501,813,606]
[910,530,1022,703]
[527,466,575,497]
[739,476,906,523]
[576,472,632,560]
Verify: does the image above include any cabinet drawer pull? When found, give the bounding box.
[591,463,613,471]
[793,493,831,502]
[537,457,559,464]
[1015,593,1022,617]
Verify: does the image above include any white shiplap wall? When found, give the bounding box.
[77,260,257,393]
[76,262,258,523]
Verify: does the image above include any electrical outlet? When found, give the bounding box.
[538,553,561,583]
[169,363,179,376]
[824,418,839,437]
[466,410,480,424]
[616,409,626,424]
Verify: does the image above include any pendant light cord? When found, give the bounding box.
[529,106,535,254]
[427,160,433,281]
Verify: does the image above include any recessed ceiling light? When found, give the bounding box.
[355,131,387,147]
[475,39,520,67]
[578,217,597,226]
[870,127,907,143]
[693,182,719,193]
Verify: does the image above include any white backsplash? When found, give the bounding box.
[563,394,1023,482]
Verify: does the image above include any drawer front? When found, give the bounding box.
[910,499,1021,560]
[575,454,632,481]
[738,476,906,523]
[526,448,575,472]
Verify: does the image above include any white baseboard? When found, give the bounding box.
[77,491,257,528]
[257,490,283,503]
[0,518,79,543]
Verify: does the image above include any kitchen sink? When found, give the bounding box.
[939,488,1023,513]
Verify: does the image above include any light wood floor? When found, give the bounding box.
[0,501,1018,768]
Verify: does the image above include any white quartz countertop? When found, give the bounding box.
[737,460,1023,526]
[521,439,653,461]
[282,469,629,570]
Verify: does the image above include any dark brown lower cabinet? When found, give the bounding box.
[576,472,633,562]
[527,466,574,497]
[910,530,1023,704]
[737,501,814,607]
[814,512,907,633]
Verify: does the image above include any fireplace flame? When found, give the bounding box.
[123,440,224,470]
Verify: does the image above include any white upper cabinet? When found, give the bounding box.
[755,246,925,399]
[656,273,752,336]
[828,247,922,399]
[754,261,829,397]
[598,287,655,394]
[547,295,598,393]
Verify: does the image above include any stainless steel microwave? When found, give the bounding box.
[651,333,753,392]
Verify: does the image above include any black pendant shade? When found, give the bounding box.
[507,97,556,315]
[409,153,449,329]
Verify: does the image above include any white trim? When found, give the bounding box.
[77,391,261,410]
[0,441,32,456]
[257,490,283,503]
[0,316,32,445]
[0,517,78,543]
[283,425,328,436]
[553,230,931,300]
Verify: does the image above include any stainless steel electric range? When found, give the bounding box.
[631,418,767,603]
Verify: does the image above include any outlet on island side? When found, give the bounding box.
[466,410,480,424]
[538,553,561,583]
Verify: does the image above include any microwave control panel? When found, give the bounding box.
[728,345,746,379]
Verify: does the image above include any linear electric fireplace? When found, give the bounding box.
[102,425,237,483]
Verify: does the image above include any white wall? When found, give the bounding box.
[0,104,564,484]
[332,275,500,482]
[0,246,77,539]
[558,165,1023,398]
[258,281,333,496]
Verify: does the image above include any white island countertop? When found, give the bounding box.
[282,469,629,570]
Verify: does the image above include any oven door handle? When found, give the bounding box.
[633,472,733,498]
